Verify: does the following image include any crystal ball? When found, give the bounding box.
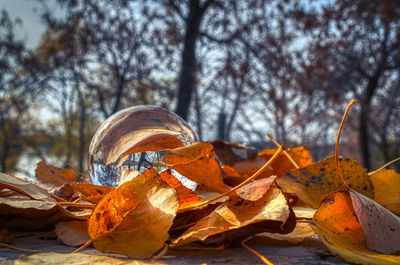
[88,105,197,187]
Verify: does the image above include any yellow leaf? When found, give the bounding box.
[161,142,230,193]
[369,169,400,215]
[88,168,179,258]
[277,157,374,208]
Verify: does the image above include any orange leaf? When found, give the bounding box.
[35,161,84,187]
[161,142,230,193]
[160,169,202,209]
[70,183,114,204]
[258,146,313,176]
[313,189,400,264]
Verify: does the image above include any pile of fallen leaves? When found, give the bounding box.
[1,100,399,265]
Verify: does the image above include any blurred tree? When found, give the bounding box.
[295,0,400,170]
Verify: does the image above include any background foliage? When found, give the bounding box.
[0,0,399,177]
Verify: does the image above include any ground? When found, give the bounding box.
[0,232,349,265]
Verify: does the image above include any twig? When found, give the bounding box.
[241,236,274,265]
[335,99,356,190]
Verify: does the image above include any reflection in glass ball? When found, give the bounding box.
[88,105,197,187]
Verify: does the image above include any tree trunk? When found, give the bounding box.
[77,86,86,172]
[359,74,379,171]
[175,1,206,120]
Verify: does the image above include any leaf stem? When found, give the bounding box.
[177,146,283,213]
[267,134,300,169]
[72,239,93,253]
[368,157,400,175]
[0,242,43,253]
[241,236,274,265]
[58,202,95,208]
[335,99,356,190]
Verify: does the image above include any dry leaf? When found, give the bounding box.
[221,165,247,187]
[235,177,276,201]
[211,139,258,166]
[0,228,12,243]
[160,169,202,209]
[171,181,295,247]
[35,161,84,187]
[55,221,90,247]
[0,172,55,202]
[51,183,75,201]
[161,142,230,193]
[258,146,313,176]
[0,197,58,218]
[277,156,374,208]
[70,183,114,204]
[232,157,274,181]
[255,222,315,244]
[313,190,400,264]
[14,252,168,265]
[369,169,400,215]
[88,168,179,258]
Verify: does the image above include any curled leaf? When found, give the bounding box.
[171,180,295,247]
[313,190,400,264]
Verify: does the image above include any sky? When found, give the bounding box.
[0,0,50,49]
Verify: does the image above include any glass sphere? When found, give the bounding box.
[88,105,197,187]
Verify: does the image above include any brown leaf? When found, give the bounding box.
[211,139,258,166]
[88,168,179,258]
[0,172,55,202]
[277,156,374,208]
[55,221,90,247]
[161,142,230,193]
[171,181,295,247]
[35,161,84,187]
